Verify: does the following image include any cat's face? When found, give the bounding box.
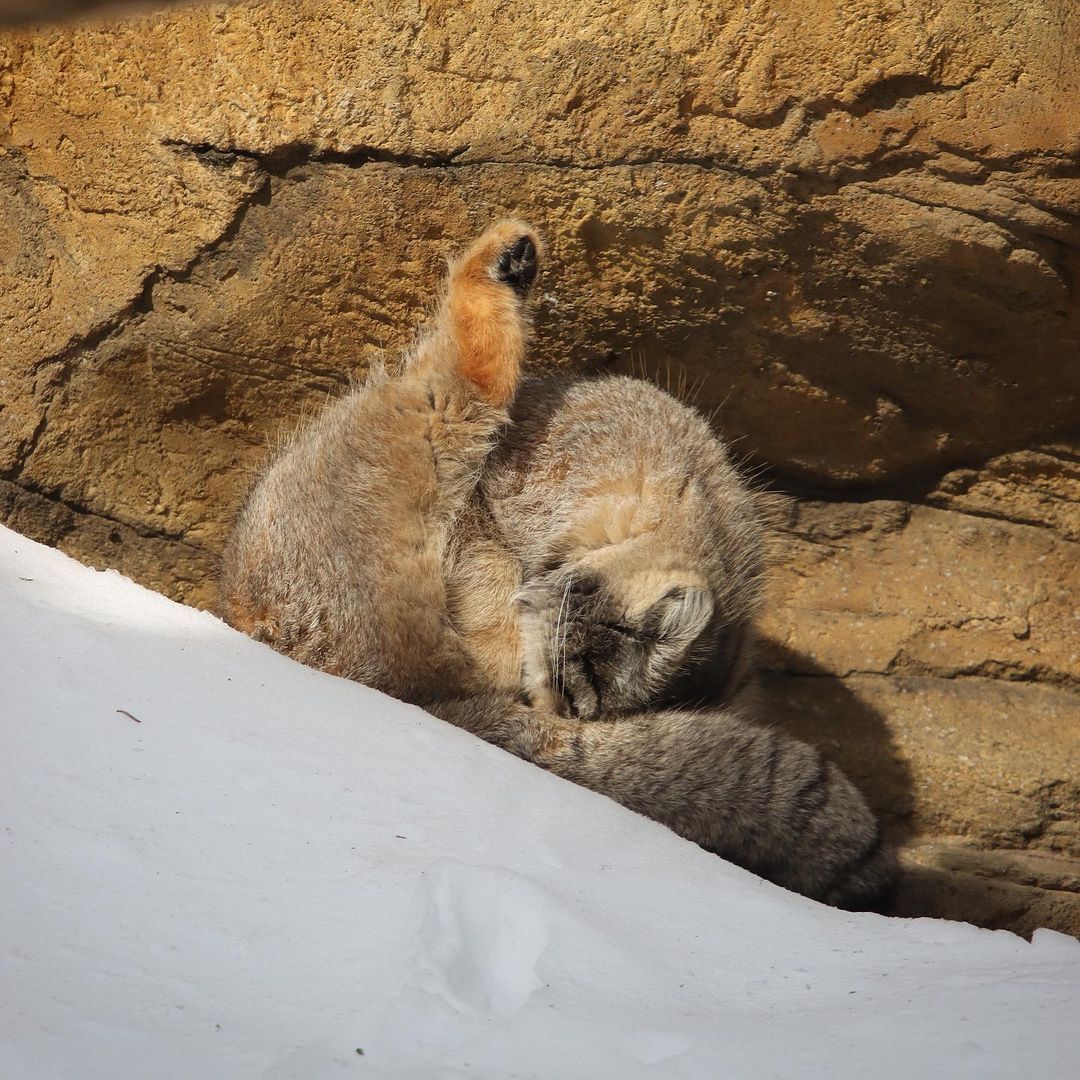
[517,563,746,720]
[485,374,770,719]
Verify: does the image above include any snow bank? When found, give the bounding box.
[1,525,1077,1079]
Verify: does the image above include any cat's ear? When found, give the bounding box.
[654,585,713,644]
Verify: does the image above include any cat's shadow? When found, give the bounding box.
[753,641,924,916]
[752,643,1032,929]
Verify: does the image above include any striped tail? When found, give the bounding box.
[428,695,896,911]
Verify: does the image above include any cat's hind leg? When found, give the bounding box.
[416,219,541,409]
[221,222,542,695]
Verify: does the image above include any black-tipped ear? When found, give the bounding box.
[653,585,713,643]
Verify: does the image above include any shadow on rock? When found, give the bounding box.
[755,640,916,844]
[753,640,1080,937]
[892,845,1080,940]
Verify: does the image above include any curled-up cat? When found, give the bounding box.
[220,219,896,911]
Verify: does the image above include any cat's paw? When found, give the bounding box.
[516,573,605,721]
[453,219,542,294]
[493,233,538,297]
[446,219,542,407]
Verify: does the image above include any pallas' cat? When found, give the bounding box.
[221,220,895,910]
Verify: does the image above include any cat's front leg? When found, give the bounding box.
[514,569,600,719]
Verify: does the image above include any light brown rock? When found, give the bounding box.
[930,448,1080,542]
[760,498,1078,936]
[1,0,1077,935]
[3,0,1079,486]
[0,2,172,26]
[762,500,1078,686]
[894,845,1080,940]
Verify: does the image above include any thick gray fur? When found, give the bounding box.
[220,220,897,911]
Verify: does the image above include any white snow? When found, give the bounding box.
[1,523,1077,1080]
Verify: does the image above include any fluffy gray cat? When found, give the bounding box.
[221,220,896,911]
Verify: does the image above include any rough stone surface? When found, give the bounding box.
[0,2,167,26]
[1,1,1077,935]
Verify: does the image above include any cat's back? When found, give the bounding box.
[500,374,727,475]
[481,374,763,567]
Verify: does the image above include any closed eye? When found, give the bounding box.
[597,620,651,641]
[578,652,603,712]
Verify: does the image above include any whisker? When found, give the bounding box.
[558,571,574,695]
[548,590,560,694]
[559,579,572,691]
[548,583,561,693]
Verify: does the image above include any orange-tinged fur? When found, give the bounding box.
[447,220,540,407]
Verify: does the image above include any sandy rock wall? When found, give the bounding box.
[1,0,1077,934]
